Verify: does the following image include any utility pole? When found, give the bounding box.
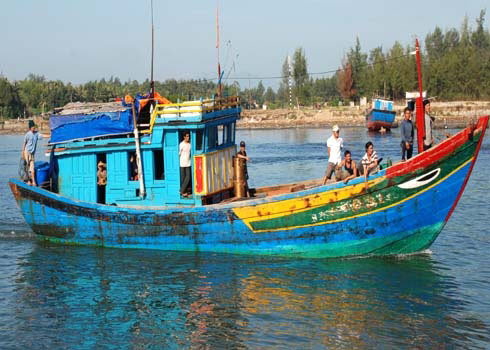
[287,55,293,115]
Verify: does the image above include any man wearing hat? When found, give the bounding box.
[237,141,250,197]
[97,161,107,186]
[22,120,44,186]
[423,99,435,150]
[323,125,343,185]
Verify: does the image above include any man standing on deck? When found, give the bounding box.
[400,107,414,161]
[179,131,192,197]
[22,120,44,186]
[423,100,435,151]
[323,125,343,185]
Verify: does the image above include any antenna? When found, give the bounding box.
[216,0,222,98]
[150,0,155,98]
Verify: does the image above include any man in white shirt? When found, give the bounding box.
[179,132,192,197]
[323,124,343,185]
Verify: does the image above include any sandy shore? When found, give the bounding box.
[238,101,490,129]
[0,116,50,135]
[1,101,489,135]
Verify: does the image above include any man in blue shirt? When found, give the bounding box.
[400,107,414,161]
[22,120,44,186]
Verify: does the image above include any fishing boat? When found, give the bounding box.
[366,98,396,131]
[8,39,489,258]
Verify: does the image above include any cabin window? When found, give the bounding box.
[230,122,236,143]
[195,129,203,151]
[153,150,164,180]
[223,124,230,144]
[207,126,218,149]
[128,152,138,181]
[218,125,224,146]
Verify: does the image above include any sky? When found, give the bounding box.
[0,0,488,88]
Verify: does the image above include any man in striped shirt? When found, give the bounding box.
[361,141,380,177]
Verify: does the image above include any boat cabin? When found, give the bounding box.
[48,96,240,207]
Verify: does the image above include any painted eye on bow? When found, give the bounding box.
[398,168,441,189]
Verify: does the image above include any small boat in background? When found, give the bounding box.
[366,98,396,131]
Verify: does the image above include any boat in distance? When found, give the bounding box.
[366,98,397,131]
[9,95,489,257]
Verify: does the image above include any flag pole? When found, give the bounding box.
[216,0,222,98]
[150,0,155,98]
[415,38,425,153]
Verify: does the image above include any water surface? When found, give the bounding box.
[1,127,489,349]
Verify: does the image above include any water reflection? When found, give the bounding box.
[240,257,489,349]
[9,243,489,349]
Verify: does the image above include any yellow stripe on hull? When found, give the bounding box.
[233,177,385,230]
[233,158,473,233]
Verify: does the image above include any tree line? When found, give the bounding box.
[0,75,229,118]
[279,9,490,106]
[1,10,489,118]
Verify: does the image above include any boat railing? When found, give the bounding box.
[142,96,240,134]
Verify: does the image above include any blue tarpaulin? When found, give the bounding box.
[49,109,134,143]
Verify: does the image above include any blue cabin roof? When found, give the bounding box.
[50,102,134,143]
[50,97,241,208]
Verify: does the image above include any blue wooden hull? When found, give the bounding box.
[8,116,488,258]
[8,161,468,256]
[366,109,396,131]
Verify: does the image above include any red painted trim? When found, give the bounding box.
[416,96,425,153]
[386,117,486,178]
[445,115,489,222]
[195,156,203,193]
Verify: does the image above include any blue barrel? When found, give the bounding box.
[35,161,50,186]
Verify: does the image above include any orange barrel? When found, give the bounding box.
[233,156,246,198]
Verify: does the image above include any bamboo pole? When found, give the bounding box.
[131,103,146,198]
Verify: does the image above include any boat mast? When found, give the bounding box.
[216,0,222,98]
[150,0,155,98]
[130,0,157,199]
[415,38,425,154]
[132,103,146,198]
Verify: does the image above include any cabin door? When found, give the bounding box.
[163,130,181,203]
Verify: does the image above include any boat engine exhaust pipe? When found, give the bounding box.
[233,156,246,198]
